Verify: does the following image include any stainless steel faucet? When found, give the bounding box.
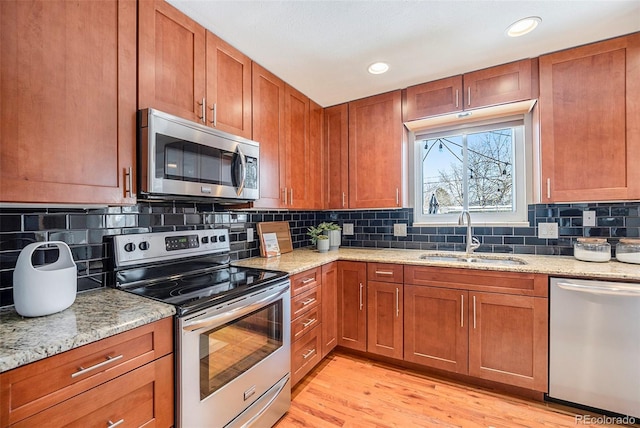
[458,210,480,255]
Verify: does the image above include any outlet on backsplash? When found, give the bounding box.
[343,223,354,236]
[538,222,559,239]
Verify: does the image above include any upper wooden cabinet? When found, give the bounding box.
[205,32,252,139]
[405,59,538,121]
[138,0,252,138]
[348,91,404,208]
[540,33,640,202]
[323,104,349,209]
[252,63,286,208]
[0,0,137,205]
[138,0,206,123]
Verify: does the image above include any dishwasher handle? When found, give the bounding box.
[556,281,640,297]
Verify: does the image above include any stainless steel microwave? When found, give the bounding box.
[138,109,259,202]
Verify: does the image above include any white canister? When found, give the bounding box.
[13,241,77,317]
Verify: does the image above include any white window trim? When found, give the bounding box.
[410,114,532,226]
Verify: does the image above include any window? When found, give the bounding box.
[413,119,527,225]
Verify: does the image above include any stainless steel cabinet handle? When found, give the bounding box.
[395,287,399,317]
[107,419,125,428]
[124,167,133,198]
[301,278,315,284]
[342,192,346,208]
[359,283,363,310]
[301,298,316,306]
[282,187,287,205]
[302,348,316,359]
[473,295,477,329]
[546,178,551,199]
[71,354,124,378]
[396,188,399,206]
[461,295,464,327]
[467,87,471,107]
[455,89,459,108]
[198,98,205,123]
[375,270,393,276]
[210,103,217,127]
[303,318,316,327]
[290,188,294,206]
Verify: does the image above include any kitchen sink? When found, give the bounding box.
[419,253,527,266]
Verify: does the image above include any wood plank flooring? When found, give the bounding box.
[276,352,638,428]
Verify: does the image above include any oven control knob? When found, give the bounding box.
[124,242,136,252]
[210,235,218,243]
[201,236,209,244]
[218,235,226,242]
[139,241,149,251]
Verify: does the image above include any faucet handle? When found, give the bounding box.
[470,237,481,250]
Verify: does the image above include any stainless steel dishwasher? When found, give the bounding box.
[549,277,640,418]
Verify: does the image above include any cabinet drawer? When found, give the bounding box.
[291,267,321,296]
[11,354,174,428]
[291,325,321,386]
[367,263,403,283]
[404,265,548,297]
[291,306,321,343]
[0,317,173,426]
[291,286,322,320]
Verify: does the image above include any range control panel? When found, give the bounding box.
[113,229,230,267]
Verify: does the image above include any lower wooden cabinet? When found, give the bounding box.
[0,318,174,427]
[321,262,338,358]
[367,281,403,359]
[291,325,322,387]
[337,261,367,352]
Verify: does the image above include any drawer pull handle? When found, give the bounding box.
[71,354,124,378]
[107,419,124,428]
[301,278,315,284]
[375,270,393,275]
[302,348,316,359]
[301,298,316,306]
[303,318,316,327]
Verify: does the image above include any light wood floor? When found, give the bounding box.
[276,352,638,428]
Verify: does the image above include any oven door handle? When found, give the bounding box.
[182,285,288,332]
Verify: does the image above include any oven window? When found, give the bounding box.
[199,300,283,399]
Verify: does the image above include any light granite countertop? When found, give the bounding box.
[233,247,640,282]
[0,288,175,373]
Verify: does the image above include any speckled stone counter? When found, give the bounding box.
[233,247,640,282]
[0,288,175,373]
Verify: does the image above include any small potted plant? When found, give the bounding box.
[318,222,342,251]
[307,225,330,253]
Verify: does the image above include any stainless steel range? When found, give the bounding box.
[107,229,291,428]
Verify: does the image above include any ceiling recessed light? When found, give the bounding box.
[368,62,389,75]
[506,16,541,37]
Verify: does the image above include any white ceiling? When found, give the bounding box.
[166,0,640,107]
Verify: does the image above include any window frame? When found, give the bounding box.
[412,117,529,226]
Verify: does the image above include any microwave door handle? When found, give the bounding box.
[235,145,247,196]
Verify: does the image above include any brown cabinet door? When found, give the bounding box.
[252,62,286,208]
[205,32,252,139]
[323,104,349,209]
[348,91,403,208]
[138,0,206,124]
[405,76,463,120]
[468,292,548,392]
[463,59,537,110]
[337,261,367,352]
[403,285,468,374]
[284,84,313,209]
[367,281,403,360]
[321,262,338,358]
[540,34,640,202]
[0,0,136,204]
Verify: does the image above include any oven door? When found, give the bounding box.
[139,108,259,201]
[178,281,291,428]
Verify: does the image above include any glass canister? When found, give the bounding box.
[573,238,611,262]
[616,238,640,264]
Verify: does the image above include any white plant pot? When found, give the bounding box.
[328,230,341,250]
[316,239,330,253]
